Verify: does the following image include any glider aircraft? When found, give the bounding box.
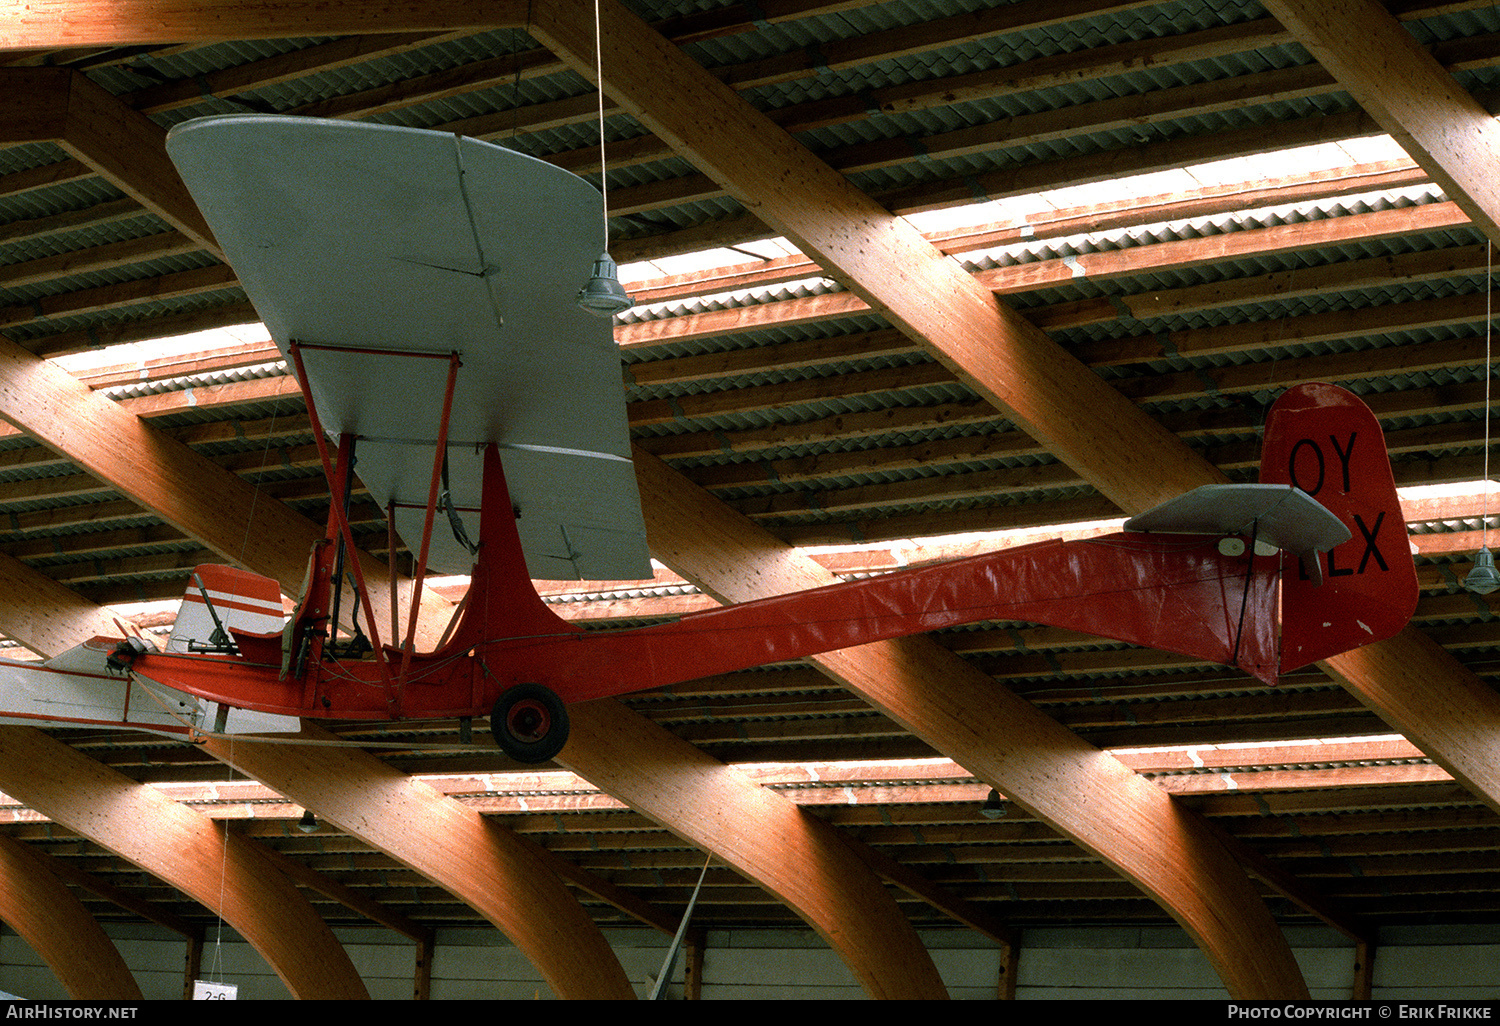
[0,116,1420,763]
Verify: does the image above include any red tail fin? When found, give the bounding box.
[1258,383,1417,672]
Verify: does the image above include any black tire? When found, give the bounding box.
[490,683,569,764]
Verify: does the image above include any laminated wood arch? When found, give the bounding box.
[0,834,141,999]
[0,551,120,658]
[560,702,949,1000]
[200,728,638,1001]
[1260,0,1500,817]
[0,727,368,999]
[523,0,1306,998]
[631,448,1307,999]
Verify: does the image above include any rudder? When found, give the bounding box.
[1258,383,1417,672]
[166,565,285,654]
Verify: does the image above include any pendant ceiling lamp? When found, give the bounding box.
[576,0,633,318]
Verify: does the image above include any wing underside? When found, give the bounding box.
[166,115,652,580]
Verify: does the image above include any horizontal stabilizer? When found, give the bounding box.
[1124,483,1351,557]
[186,696,303,735]
[1,641,300,736]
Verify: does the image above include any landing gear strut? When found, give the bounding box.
[490,683,569,764]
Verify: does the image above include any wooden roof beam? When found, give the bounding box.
[0,726,368,999]
[200,727,639,1000]
[629,447,1307,999]
[0,551,121,657]
[559,701,951,998]
[0,335,448,648]
[1263,0,1500,246]
[534,1,1500,840]
[0,835,142,999]
[0,68,218,257]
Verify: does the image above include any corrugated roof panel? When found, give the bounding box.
[189,30,535,117]
[0,456,78,488]
[628,351,937,404]
[1,216,176,267]
[620,310,891,360]
[26,536,207,572]
[631,375,983,444]
[0,487,124,519]
[0,250,222,307]
[1012,222,1483,318]
[753,479,1104,530]
[602,151,706,190]
[622,272,846,318]
[97,360,286,401]
[1,288,250,346]
[731,2,1296,105]
[1405,4,1500,42]
[0,164,127,228]
[85,38,340,96]
[841,98,1363,192]
[612,197,750,238]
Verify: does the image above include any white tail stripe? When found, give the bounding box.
[181,590,284,617]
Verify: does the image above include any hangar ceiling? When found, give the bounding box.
[1,0,1499,1000]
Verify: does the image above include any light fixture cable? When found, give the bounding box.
[1465,240,1498,594]
[207,733,233,987]
[595,0,609,248]
[576,0,634,316]
[1486,239,1493,545]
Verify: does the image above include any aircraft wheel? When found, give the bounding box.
[490,683,569,764]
